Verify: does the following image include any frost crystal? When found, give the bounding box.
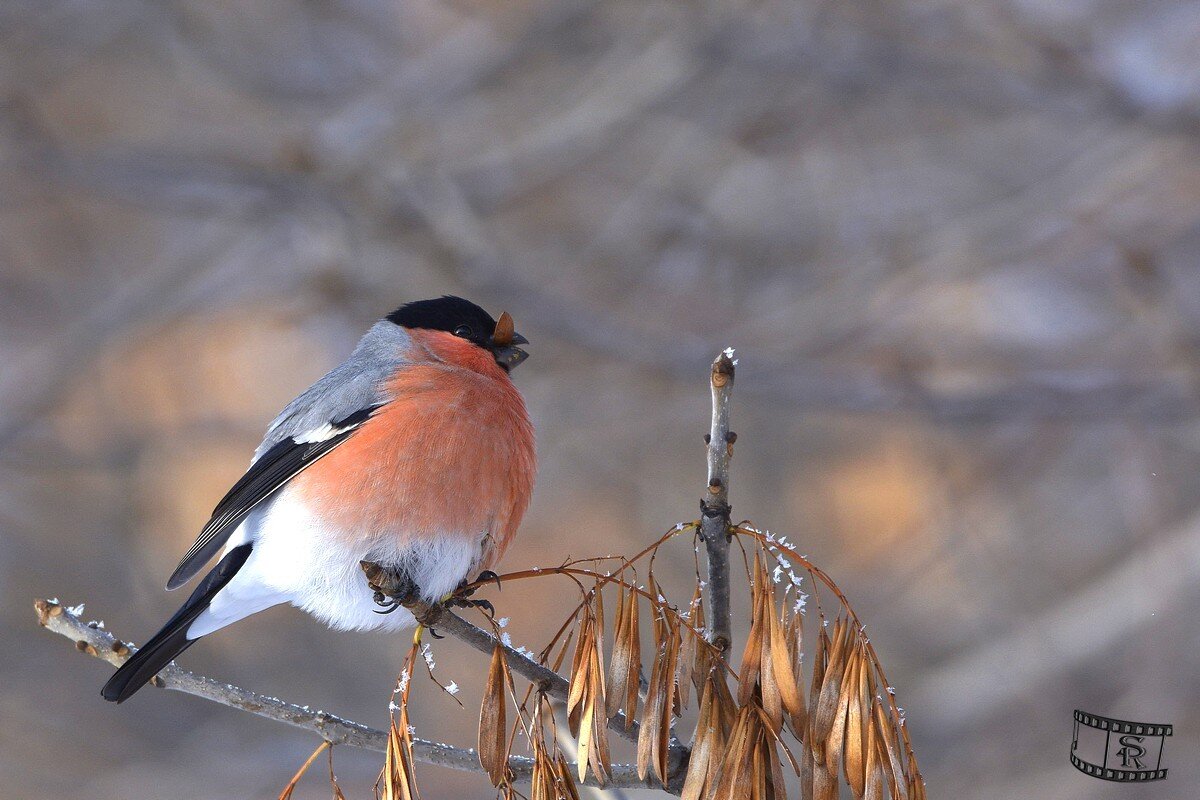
[445,681,460,695]
[67,603,85,616]
[397,669,410,693]
[501,632,513,647]
[497,617,509,628]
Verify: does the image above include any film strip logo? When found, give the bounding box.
[1071,710,1171,782]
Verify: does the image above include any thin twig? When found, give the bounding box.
[700,350,735,656]
[33,599,674,792]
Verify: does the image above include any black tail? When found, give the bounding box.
[102,544,252,703]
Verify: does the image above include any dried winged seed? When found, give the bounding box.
[567,618,592,717]
[812,761,838,800]
[592,587,606,695]
[590,640,612,785]
[607,587,631,720]
[766,729,787,800]
[653,621,681,786]
[873,702,905,800]
[808,623,828,710]
[479,645,509,786]
[577,687,596,783]
[823,645,854,774]
[677,586,702,708]
[844,648,868,797]
[681,677,717,800]
[738,553,769,706]
[800,746,814,800]
[864,765,886,800]
[752,734,768,800]
[636,631,665,781]
[714,706,755,800]
[863,698,879,790]
[770,598,802,722]
[690,591,708,691]
[760,621,783,733]
[810,619,848,745]
[625,590,641,729]
[555,754,582,800]
[531,745,552,800]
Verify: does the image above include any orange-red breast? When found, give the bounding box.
[102,296,536,703]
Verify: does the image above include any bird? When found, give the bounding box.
[102,296,536,703]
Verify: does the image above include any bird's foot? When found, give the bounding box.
[445,570,502,617]
[361,561,418,615]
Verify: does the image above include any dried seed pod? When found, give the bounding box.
[738,553,769,706]
[844,645,867,797]
[681,675,717,800]
[784,615,809,740]
[479,645,509,786]
[554,754,582,800]
[810,618,848,745]
[824,643,854,774]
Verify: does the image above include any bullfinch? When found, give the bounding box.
[102,296,536,703]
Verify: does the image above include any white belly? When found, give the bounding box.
[188,490,482,638]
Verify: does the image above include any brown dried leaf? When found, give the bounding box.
[479,645,509,786]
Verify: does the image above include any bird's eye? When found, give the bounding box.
[453,325,473,339]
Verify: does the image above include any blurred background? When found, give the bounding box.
[3,0,1199,797]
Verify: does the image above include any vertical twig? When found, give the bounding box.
[700,350,735,656]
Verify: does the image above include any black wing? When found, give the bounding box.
[165,406,381,590]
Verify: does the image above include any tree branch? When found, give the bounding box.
[34,599,673,792]
[700,350,735,657]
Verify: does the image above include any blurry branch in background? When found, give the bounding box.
[37,352,925,799]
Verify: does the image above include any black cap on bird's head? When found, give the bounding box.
[387,296,529,371]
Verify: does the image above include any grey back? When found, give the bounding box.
[254,321,414,459]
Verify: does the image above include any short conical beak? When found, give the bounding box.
[491,311,529,370]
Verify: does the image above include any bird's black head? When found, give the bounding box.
[386,295,529,371]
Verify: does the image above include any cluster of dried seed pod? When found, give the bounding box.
[385,526,922,800]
